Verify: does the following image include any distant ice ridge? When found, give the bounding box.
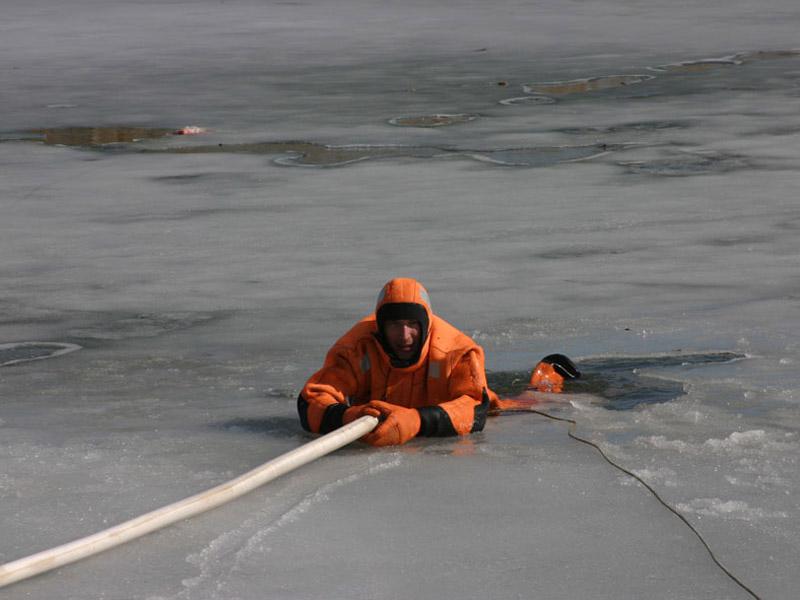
[150,455,403,600]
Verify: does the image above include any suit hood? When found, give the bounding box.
[374,278,433,368]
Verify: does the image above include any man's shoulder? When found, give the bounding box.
[429,315,480,353]
[331,315,378,351]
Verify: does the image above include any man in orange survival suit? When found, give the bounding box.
[298,277,580,446]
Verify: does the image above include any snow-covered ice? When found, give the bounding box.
[2,0,799,598]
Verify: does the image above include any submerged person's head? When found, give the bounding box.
[375,278,432,366]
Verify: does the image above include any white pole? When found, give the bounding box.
[0,415,379,589]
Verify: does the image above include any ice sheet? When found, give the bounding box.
[2,1,799,598]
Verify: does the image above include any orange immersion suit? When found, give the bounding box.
[298,278,496,442]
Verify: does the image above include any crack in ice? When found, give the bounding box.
[152,455,403,600]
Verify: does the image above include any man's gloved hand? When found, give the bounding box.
[361,400,421,446]
[342,403,382,425]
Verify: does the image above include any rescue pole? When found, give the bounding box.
[0,415,379,589]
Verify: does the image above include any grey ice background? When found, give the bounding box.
[1,1,799,598]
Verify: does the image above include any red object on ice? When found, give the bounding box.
[172,126,206,135]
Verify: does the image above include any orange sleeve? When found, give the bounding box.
[418,348,489,436]
[298,347,362,433]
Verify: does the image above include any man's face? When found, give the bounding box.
[383,319,422,360]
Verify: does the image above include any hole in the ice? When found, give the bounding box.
[468,143,619,167]
[25,127,172,146]
[488,352,746,410]
[618,151,748,176]
[498,95,556,106]
[0,342,81,367]
[387,114,478,127]
[523,74,654,95]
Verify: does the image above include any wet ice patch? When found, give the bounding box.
[25,126,172,146]
[273,144,449,167]
[146,140,452,167]
[387,113,478,127]
[650,56,742,73]
[0,341,81,367]
[467,143,615,167]
[216,416,301,439]
[66,312,215,341]
[618,150,749,176]
[523,74,654,95]
[676,498,788,520]
[294,145,404,167]
[498,95,556,106]
[142,139,623,169]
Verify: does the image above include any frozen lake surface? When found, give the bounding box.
[1,1,799,598]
